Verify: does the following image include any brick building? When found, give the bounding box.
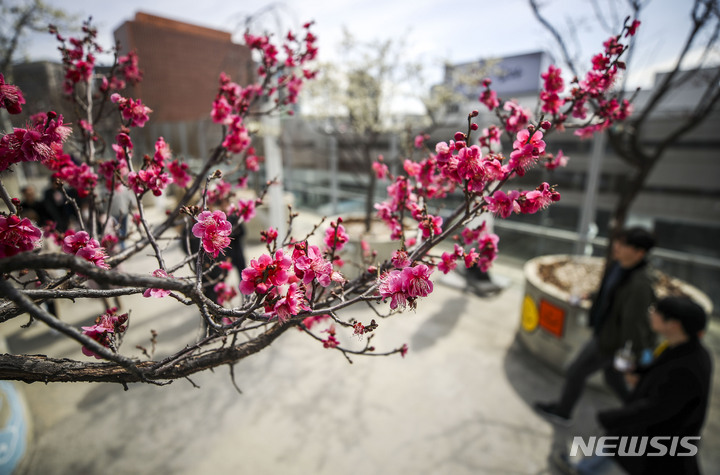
[114,12,253,122]
[113,12,254,159]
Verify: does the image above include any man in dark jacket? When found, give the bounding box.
[535,227,657,425]
[597,296,712,474]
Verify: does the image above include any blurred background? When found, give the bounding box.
[1,1,719,473]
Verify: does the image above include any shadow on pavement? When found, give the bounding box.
[502,334,622,474]
[410,296,466,352]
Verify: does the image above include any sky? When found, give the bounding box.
[17,0,711,92]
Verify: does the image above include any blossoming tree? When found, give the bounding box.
[531,0,720,249]
[0,17,639,385]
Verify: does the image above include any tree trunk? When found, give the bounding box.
[605,165,652,262]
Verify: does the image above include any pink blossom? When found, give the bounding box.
[61,231,108,268]
[361,239,373,258]
[509,129,546,173]
[76,242,109,269]
[479,87,499,111]
[168,160,191,188]
[438,251,458,274]
[401,264,434,298]
[128,166,172,196]
[464,248,479,269]
[353,321,366,338]
[239,250,292,295]
[419,214,443,239]
[211,96,232,124]
[261,227,278,243]
[503,101,530,134]
[0,215,42,258]
[222,115,251,154]
[378,270,407,310]
[270,283,310,323]
[99,158,129,191]
[101,233,118,253]
[53,162,98,198]
[143,269,173,298]
[245,151,262,172]
[294,244,333,287]
[236,199,257,222]
[118,50,143,84]
[479,125,502,149]
[476,233,499,272]
[391,250,411,269]
[301,314,329,330]
[0,114,71,172]
[206,180,232,206]
[591,53,609,72]
[572,98,588,120]
[322,325,340,348]
[81,308,128,359]
[324,221,349,251]
[456,144,484,180]
[518,183,561,214]
[461,224,486,245]
[485,190,521,218]
[626,19,641,37]
[0,73,25,114]
[372,158,389,179]
[540,90,563,115]
[192,210,232,258]
[152,137,172,167]
[403,159,422,177]
[213,281,238,306]
[111,94,152,127]
[541,65,564,92]
[544,150,569,170]
[574,122,608,139]
[378,264,434,309]
[61,230,88,254]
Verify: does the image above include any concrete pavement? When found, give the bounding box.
[3,217,720,475]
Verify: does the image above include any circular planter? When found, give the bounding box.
[517,254,713,375]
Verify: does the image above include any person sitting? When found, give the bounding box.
[596,296,713,475]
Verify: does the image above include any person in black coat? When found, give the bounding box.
[536,227,658,424]
[597,296,713,475]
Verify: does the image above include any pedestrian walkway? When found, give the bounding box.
[3,210,720,475]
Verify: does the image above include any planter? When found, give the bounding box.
[517,254,713,377]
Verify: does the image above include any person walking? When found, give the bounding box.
[535,227,658,425]
[552,296,712,475]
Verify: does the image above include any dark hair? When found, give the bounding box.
[656,296,707,338]
[617,227,656,252]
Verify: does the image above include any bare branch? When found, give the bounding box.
[529,0,580,77]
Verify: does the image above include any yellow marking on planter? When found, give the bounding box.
[521,295,539,332]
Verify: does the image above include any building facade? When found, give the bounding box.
[113,12,255,159]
